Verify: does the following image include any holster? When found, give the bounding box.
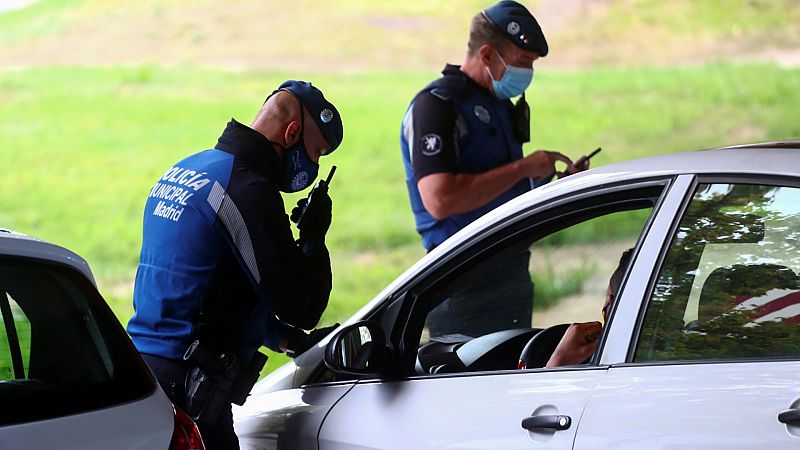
[230,351,268,405]
[182,340,267,425]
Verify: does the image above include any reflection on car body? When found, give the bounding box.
[234,142,800,450]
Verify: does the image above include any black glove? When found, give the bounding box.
[291,189,332,241]
[286,323,340,358]
[290,198,308,224]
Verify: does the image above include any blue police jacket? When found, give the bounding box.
[401,65,547,250]
[127,119,332,363]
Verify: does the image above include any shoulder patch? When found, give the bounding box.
[420,134,443,156]
[430,88,452,101]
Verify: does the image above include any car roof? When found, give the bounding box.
[0,228,95,284]
[491,142,800,238]
[577,141,800,179]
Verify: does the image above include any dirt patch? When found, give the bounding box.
[1,0,798,71]
[352,251,378,266]
[106,277,134,299]
[729,124,767,143]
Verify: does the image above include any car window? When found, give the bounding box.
[413,189,659,375]
[635,183,800,362]
[0,258,155,425]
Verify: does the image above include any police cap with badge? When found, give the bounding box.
[483,1,548,143]
[278,80,344,154]
[483,0,548,57]
[271,80,343,193]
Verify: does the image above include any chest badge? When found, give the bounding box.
[474,105,491,124]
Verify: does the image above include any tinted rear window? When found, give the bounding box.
[0,257,155,425]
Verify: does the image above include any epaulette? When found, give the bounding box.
[415,71,467,104]
[430,87,452,101]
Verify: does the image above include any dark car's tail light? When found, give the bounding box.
[170,407,205,450]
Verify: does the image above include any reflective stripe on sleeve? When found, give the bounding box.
[207,181,261,283]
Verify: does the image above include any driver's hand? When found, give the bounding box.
[545,321,602,368]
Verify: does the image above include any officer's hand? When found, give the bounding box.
[521,150,577,180]
[545,321,602,368]
[298,190,332,240]
[290,198,308,224]
[563,155,591,176]
[286,323,340,358]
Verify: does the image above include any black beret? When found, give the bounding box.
[483,1,548,56]
[278,80,343,154]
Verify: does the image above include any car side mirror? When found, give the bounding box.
[324,320,387,377]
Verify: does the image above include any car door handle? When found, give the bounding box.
[521,414,572,432]
[778,408,800,425]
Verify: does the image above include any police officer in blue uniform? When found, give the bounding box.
[127,80,342,449]
[401,1,587,338]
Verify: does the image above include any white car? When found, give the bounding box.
[235,142,800,449]
[0,229,204,449]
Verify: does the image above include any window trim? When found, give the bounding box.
[612,356,800,369]
[395,178,673,379]
[350,364,610,387]
[0,256,157,426]
[409,178,672,297]
[303,178,675,386]
[626,174,800,366]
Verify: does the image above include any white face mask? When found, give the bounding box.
[487,50,534,100]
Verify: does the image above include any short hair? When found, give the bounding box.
[257,90,300,123]
[467,11,511,56]
[609,248,634,296]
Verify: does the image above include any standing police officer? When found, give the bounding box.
[401,1,587,337]
[127,80,342,449]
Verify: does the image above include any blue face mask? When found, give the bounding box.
[279,108,319,193]
[487,50,534,100]
[280,141,319,193]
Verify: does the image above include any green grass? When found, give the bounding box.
[531,265,594,310]
[0,300,32,380]
[2,63,800,373]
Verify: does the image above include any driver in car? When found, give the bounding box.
[545,249,633,367]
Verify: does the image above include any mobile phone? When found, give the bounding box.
[574,147,602,168]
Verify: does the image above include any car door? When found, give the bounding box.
[234,352,357,450]
[318,179,679,450]
[576,177,800,449]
